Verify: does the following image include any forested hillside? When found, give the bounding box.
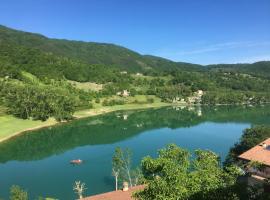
[1,25,270,122]
[1,25,270,80]
[0,25,201,73]
[208,61,270,78]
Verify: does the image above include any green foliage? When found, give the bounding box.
[0,41,127,83]
[135,144,241,200]
[1,24,270,118]
[0,79,77,121]
[146,98,154,103]
[171,71,212,91]
[155,85,192,102]
[102,99,125,106]
[247,160,265,171]
[209,61,270,79]
[9,185,28,200]
[0,25,203,73]
[202,91,270,105]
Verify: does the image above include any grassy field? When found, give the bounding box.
[0,98,170,142]
[131,74,172,81]
[0,115,57,142]
[75,101,170,118]
[93,95,162,107]
[67,80,103,91]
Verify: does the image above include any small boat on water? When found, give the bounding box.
[70,159,83,164]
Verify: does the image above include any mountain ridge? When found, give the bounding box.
[0,25,202,72]
[0,24,270,78]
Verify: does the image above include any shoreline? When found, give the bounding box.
[0,102,172,143]
[2,102,264,143]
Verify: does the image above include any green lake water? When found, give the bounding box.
[0,105,270,199]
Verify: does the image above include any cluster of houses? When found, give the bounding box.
[172,90,204,104]
[187,90,204,104]
[120,71,143,77]
[116,89,205,104]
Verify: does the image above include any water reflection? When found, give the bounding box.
[0,105,269,163]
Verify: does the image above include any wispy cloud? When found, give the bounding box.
[234,55,270,63]
[158,41,270,56]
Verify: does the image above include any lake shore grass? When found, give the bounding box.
[0,102,171,143]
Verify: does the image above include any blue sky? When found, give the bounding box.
[0,0,270,64]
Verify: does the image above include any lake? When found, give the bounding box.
[0,105,270,199]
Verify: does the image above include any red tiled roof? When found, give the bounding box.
[238,138,270,166]
[82,185,144,200]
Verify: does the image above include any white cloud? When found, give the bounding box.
[157,41,270,56]
[233,55,270,63]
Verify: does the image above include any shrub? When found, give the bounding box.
[146,98,154,103]
[10,185,28,200]
[102,99,125,106]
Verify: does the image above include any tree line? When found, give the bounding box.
[0,75,94,121]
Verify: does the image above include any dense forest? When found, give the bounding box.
[0,25,270,121]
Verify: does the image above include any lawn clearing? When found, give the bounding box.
[0,115,56,142]
[68,80,103,91]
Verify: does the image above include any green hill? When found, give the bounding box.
[1,25,270,81]
[208,61,270,78]
[0,25,201,73]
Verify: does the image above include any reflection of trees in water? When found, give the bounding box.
[0,105,270,163]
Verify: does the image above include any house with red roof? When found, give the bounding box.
[82,185,144,200]
[238,138,270,192]
[238,138,270,179]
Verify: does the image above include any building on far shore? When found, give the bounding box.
[238,138,270,192]
[116,90,130,97]
[135,72,143,76]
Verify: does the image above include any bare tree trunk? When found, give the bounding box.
[112,169,119,191]
[122,152,133,187]
[115,175,118,191]
[126,168,133,187]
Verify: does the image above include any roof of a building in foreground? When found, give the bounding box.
[238,138,270,166]
[82,185,144,200]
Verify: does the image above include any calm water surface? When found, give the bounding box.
[0,105,270,199]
